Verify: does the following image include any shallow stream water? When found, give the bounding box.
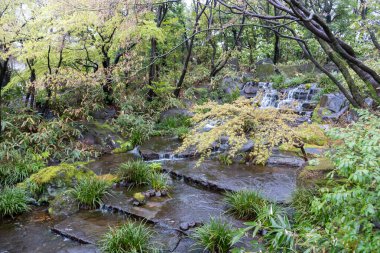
[0,136,301,252]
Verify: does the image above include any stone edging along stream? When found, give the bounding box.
[49,148,304,247]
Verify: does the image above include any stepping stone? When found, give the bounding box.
[103,181,243,230]
[51,210,182,252]
[162,158,298,203]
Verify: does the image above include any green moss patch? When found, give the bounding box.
[22,162,95,199]
[112,141,133,154]
[298,157,334,182]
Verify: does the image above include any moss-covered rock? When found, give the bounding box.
[112,141,133,154]
[48,191,79,218]
[296,123,329,146]
[298,157,334,183]
[21,162,95,200]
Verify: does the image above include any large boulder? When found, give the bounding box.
[21,163,95,201]
[80,122,125,153]
[255,58,276,80]
[48,191,79,218]
[313,93,349,122]
[319,93,348,113]
[160,108,194,121]
[221,77,244,95]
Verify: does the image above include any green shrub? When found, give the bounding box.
[148,162,162,172]
[272,74,316,90]
[255,202,284,227]
[192,217,240,253]
[270,74,285,87]
[305,110,380,251]
[70,177,110,209]
[156,115,191,137]
[0,157,44,186]
[224,190,267,219]
[99,222,154,253]
[113,114,155,145]
[118,160,151,185]
[291,188,318,224]
[264,215,296,252]
[0,187,30,218]
[318,74,339,94]
[218,154,232,165]
[245,214,296,252]
[149,172,170,191]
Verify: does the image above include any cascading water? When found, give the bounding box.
[242,81,321,116]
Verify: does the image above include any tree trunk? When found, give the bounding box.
[318,39,365,107]
[368,28,380,51]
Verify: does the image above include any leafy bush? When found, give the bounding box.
[272,73,316,90]
[192,217,241,253]
[291,188,318,224]
[263,215,296,252]
[249,110,380,252]
[224,190,267,219]
[70,177,111,209]
[0,187,30,218]
[1,110,95,163]
[149,172,170,191]
[148,162,162,172]
[255,202,284,227]
[318,74,339,94]
[113,114,155,145]
[118,160,151,185]
[156,115,191,137]
[218,154,233,165]
[269,74,285,87]
[177,98,301,165]
[100,222,154,253]
[0,151,46,186]
[305,110,380,251]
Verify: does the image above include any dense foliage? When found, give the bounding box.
[0,0,379,252]
[243,110,380,252]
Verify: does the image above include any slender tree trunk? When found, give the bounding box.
[273,33,281,64]
[318,39,364,107]
[174,0,209,97]
[368,28,380,51]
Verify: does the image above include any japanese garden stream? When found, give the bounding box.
[0,136,305,253]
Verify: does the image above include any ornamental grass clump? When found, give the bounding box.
[149,172,170,192]
[100,222,154,253]
[118,160,151,185]
[0,187,30,218]
[71,177,110,209]
[224,190,267,219]
[191,217,240,253]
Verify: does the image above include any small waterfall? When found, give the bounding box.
[260,82,279,108]
[244,82,320,115]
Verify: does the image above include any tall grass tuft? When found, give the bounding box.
[191,217,240,253]
[118,160,151,185]
[224,190,267,219]
[99,222,154,253]
[0,187,30,218]
[149,172,170,191]
[70,177,110,209]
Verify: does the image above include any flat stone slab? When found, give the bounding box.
[104,181,243,230]
[51,210,181,252]
[162,159,298,203]
[0,207,83,253]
